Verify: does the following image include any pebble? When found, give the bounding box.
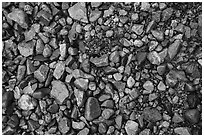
[102,109,114,119]
[18,41,35,57]
[157,81,166,91]
[47,103,59,114]
[27,119,40,131]
[136,52,147,65]
[17,65,26,83]
[88,82,96,91]
[98,123,107,134]
[139,129,150,135]
[132,24,144,35]
[162,8,173,21]
[72,121,85,130]
[24,27,36,42]
[89,9,102,22]
[147,51,162,65]
[151,30,164,41]
[143,81,154,92]
[58,117,70,134]
[125,120,139,135]
[50,80,69,104]
[77,127,89,135]
[127,76,135,88]
[43,44,52,58]
[115,115,123,129]
[113,81,126,93]
[90,55,109,67]
[131,13,139,21]
[34,64,49,83]
[59,43,67,60]
[134,39,143,47]
[184,109,200,124]
[85,97,101,121]
[101,100,114,108]
[18,94,35,110]
[174,127,190,135]
[74,78,89,91]
[53,61,65,79]
[168,39,181,60]
[149,93,158,102]
[113,73,123,81]
[106,30,114,37]
[74,88,84,107]
[172,113,184,123]
[141,2,150,11]
[36,39,44,55]
[143,107,162,122]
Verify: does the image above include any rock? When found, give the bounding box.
[27,119,40,131]
[132,24,144,35]
[43,44,52,58]
[157,81,166,91]
[143,81,154,92]
[74,88,84,107]
[131,13,139,21]
[147,51,162,65]
[18,94,35,110]
[113,73,123,81]
[151,30,164,41]
[149,93,158,102]
[37,10,52,26]
[2,91,14,109]
[106,30,114,37]
[146,20,155,33]
[172,113,184,123]
[53,61,65,79]
[7,114,19,128]
[34,64,49,83]
[58,117,70,134]
[24,27,36,42]
[139,129,151,135]
[127,76,135,88]
[101,100,114,108]
[184,109,200,124]
[162,8,173,21]
[59,43,67,60]
[91,2,102,8]
[72,121,85,129]
[141,2,150,11]
[68,2,88,23]
[120,38,132,47]
[18,41,35,57]
[136,52,147,65]
[174,127,190,135]
[134,39,143,47]
[88,82,96,91]
[90,55,109,67]
[50,80,69,104]
[166,70,187,87]
[143,107,162,122]
[78,127,89,135]
[187,93,199,108]
[98,123,107,134]
[7,8,28,28]
[85,97,101,121]
[113,81,126,93]
[102,109,114,119]
[74,78,89,91]
[33,88,51,99]
[168,40,181,60]
[125,120,139,135]
[157,64,166,75]
[17,65,26,84]
[89,9,102,22]
[47,103,59,114]
[115,115,123,129]
[68,47,78,55]
[36,39,44,55]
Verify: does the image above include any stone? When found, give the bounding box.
[89,9,102,22]
[34,64,49,83]
[18,41,35,57]
[120,38,132,47]
[157,64,166,75]
[88,82,96,91]
[151,30,164,41]
[27,120,40,131]
[141,2,150,11]
[72,121,85,129]
[149,93,158,102]
[101,100,114,108]
[68,2,88,23]
[146,20,155,33]
[53,61,65,80]
[47,103,59,114]
[43,44,52,58]
[7,8,28,28]
[36,39,44,55]
[168,40,181,60]
[184,109,200,124]
[102,109,114,119]
[91,2,102,8]
[113,73,123,81]
[162,8,173,21]
[174,127,190,135]
[136,52,147,65]
[18,94,35,110]
[68,47,78,55]
[106,30,114,37]
[113,81,126,93]
[132,24,144,35]
[147,51,162,65]
[50,80,69,104]
[131,13,138,21]
[157,81,166,91]
[139,129,151,135]
[74,78,89,91]
[172,113,184,123]
[125,120,139,135]
[143,107,162,122]
[127,76,135,88]
[74,88,84,107]
[165,70,187,87]
[143,81,154,92]
[17,65,26,84]
[134,39,143,47]
[24,27,36,42]
[77,128,89,135]
[85,97,101,121]
[58,117,70,134]
[98,123,107,134]
[115,115,122,129]
[59,43,66,60]
[90,55,109,67]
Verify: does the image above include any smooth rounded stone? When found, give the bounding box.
[151,30,164,41]
[59,43,67,60]
[77,127,89,135]
[101,100,114,108]
[98,123,107,134]
[132,24,144,35]
[18,94,35,110]
[7,8,28,28]
[113,73,123,81]
[34,64,49,83]
[47,103,59,114]
[32,88,51,99]
[90,9,102,22]
[168,39,181,60]
[109,51,120,63]
[91,2,102,8]
[162,8,173,21]
[174,127,190,135]
[131,13,138,21]
[125,120,139,135]
[74,78,89,91]
[184,109,200,124]
[157,64,166,75]
[90,55,109,67]
[58,117,70,134]
[139,129,151,135]
[127,76,135,88]
[143,107,162,122]
[157,81,166,91]
[143,81,154,92]
[53,61,65,80]
[50,80,69,104]
[147,51,162,65]
[115,115,122,129]
[172,113,184,123]
[102,109,114,120]
[106,30,114,37]
[141,2,150,11]
[85,97,101,121]
[72,121,85,130]
[18,41,35,57]
[134,39,143,47]
[68,2,88,23]
[88,82,96,91]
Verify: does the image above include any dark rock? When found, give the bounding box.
[184,109,200,124]
[34,64,49,83]
[32,88,51,99]
[90,55,109,67]
[47,103,59,114]
[162,8,173,21]
[28,119,40,131]
[143,107,162,122]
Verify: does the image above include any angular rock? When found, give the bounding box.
[58,117,70,134]
[143,107,162,122]
[36,39,44,55]
[17,65,26,84]
[125,120,139,135]
[90,54,109,67]
[34,64,49,83]
[147,51,162,65]
[18,94,35,110]
[174,127,190,135]
[168,40,181,60]
[72,121,85,130]
[184,109,200,124]
[37,10,52,26]
[18,41,35,57]
[162,8,173,21]
[132,24,144,35]
[151,30,164,41]
[59,43,67,60]
[102,109,114,119]
[50,80,69,104]
[85,97,101,121]
[98,123,107,134]
[89,9,102,22]
[113,81,126,93]
[74,78,89,91]
[78,128,89,135]
[53,61,65,80]
[143,81,154,92]
[127,76,135,88]
[47,103,59,114]
[28,119,40,131]
[32,88,51,99]
[74,88,84,107]
[172,113,184,123]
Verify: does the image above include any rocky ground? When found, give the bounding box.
[2,2,202,135]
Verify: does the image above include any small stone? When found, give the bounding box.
[132,24,144,35]
[74,88,84,107]
[162,8,173,21]
[102,109,114,119]
[149,93,158,102]
[113,73,123,81]
[127,76,135,88]
[58,117,70,134]
[32,88,50,99]
[157,81,166,91]
[113,81,126,93]
[106,30,114,37]
[151,30,164,41]
[143,107,162,122]
[88,82,96,91]
[139,129,150,135]
[18,41,35,57]
[143,81,154,92]
[90,55,109,67]
[72,121,85,129]
[37,10,52,26]
[91,2,102,8]
[50,80,69,104]
[18,94,35,110]
[74,78,89,91]
[89,9,102,22]
[120,38,132,47]
[53,61,65,80]
[136,52,147,65]
[77,128,89,135]
[85,97,101,121]
[184,109,200,124]
[174,127,190,135]
[147,51,162,65]
[115,115,122,129]
[17,65,26,84]
[101,100,114,108]
[34,64,49,83]
[157,64,166,75]
[98,123,107,134]
[27,120,40,131]
[131,13,138,21]
[168,40,181,60]
[141,2,150,11]
[68,47,78,55]
[172,113,184,123]
[24,27,36,42]
[47,103,59,114]
[43,44,52,58]
[134,39,143,47]
[68,2,88,23]
[125,120,139,135]
[36,39,44,55]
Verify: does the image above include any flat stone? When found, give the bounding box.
[143,107,162,122]
[174,127,190,135]
[102,109,114,119]
[34,64,49,83]
[50,80,69,104]
[53,61,65,80]
[18,94,35,110]
[184,109,200,124]
[72,121,85,130]
[90,55,109,67]
[68,2,88,23]
[85,97,101,121]
[74,78,89,91]
[127,76,135,88]
[18,41,35,57]
[151,30,164,41]
[132,24,144,35]
[89,9,102,22]
[125,120,139,135]
[8,8,28,28]
[168,40,181,60]
[58,117,70,134]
